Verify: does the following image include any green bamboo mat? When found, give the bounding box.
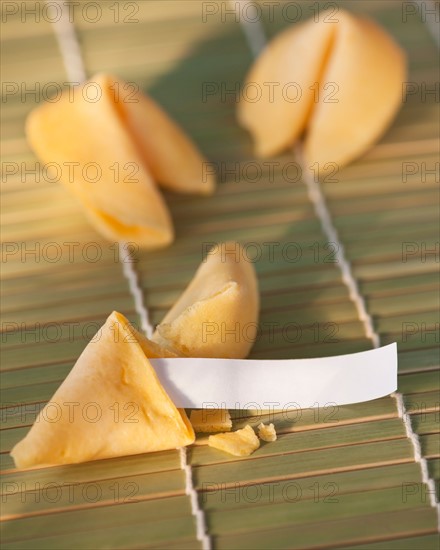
[1,1,439,548]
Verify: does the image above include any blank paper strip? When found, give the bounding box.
[150,343,397,409]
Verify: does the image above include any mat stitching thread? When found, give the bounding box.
[180,447,212,550]
[119,244,154,339]
[49,2,210,544]
[234,0,439,523]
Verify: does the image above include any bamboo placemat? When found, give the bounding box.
[1,1,439,548]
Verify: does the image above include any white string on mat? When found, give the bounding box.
[229,0,267,57]
[47,1,211,544]
[395,393,439,512]
[119,244,154,339]
[180,447,212,550]
[47,1,155,338]
[46,1,86,83]
[297,148,381,349]
[414,0,440,47]
[234,0,440,525]
[297,152,440,518]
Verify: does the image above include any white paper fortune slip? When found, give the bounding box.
[150,343,397,409]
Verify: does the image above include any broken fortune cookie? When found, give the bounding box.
[26,74,215,249]
[208,425,260,457]
[152,242,260,359]
[190,409,232,433]
[10,312,194,468]
[238,9,406,172]
[151,241,260,434]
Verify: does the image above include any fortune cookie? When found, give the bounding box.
[11,312,194,468]
[152,242,260,359]
[26,74,215,248]
[238,9,406,172]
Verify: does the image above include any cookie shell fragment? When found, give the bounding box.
[258,422,277,442]
[208,425,260,457]
[190,409,232,433]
